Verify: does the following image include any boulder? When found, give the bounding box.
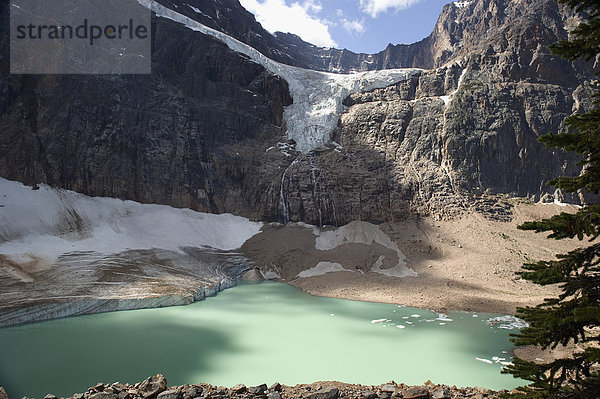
[269,382,282,392]
[184,386,203,398]
[306,388,339,399]
[362,391,378,399]
[89,392,118,399]
[380,384,397,393]
[267,392,282,399]
[111,383,127,392]
[157,389,181,399]
[431,388,449,399]
[401,386,430,399]
[248,384,268,395]
[0,387,7,399]
[137,375,168,399]
[93,383,106,392]
[232,384,247,394]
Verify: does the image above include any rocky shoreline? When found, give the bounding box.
[15,374,516,399]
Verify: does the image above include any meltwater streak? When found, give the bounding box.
[0,282,524,398]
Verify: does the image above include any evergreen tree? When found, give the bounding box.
[504,1,600,398]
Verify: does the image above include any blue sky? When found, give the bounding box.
[239,0,453,54]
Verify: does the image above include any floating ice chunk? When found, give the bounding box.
[411,314,421,318]
[371,318,390,324]
[437,314,454,322]
[396,325,406,329]
[476,358,493,364]
[486,315,529,330]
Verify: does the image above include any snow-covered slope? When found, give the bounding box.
[315,221,417,278]
[138,0,422,152]
[0,178,262,264]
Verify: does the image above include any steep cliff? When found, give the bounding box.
[0,2,292,216]
[0,0,595,225]
[149,0,594,74]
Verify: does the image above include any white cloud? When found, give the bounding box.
[239,0,337,48]
[359,0,423,18]
[341,18,366,36]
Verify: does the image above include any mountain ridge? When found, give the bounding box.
[0,0,595,225]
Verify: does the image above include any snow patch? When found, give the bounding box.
[315,221,416,277]
[454,1,471,8]
[137,0,421,152]
[296,262,347,278]
[440,67,467,106]
[186,4,211,18]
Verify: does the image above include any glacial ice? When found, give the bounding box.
[137,0,422,152]
[0,178,263,263]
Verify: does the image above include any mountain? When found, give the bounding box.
[0,0,595,225]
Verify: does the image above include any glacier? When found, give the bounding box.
[137,0,422,152]
[0,177,262,264]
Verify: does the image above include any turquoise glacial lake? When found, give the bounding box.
[0,282,524,398]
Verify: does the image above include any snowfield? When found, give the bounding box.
[0,178,263,264]
[137,0,422,152]
[315,221,417,278]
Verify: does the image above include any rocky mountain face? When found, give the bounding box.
[0,0,595,225]
[0,2,292,216]
[152,0,593,74]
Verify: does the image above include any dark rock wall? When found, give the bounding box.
[0,5,292,216]
[0,0,595,225]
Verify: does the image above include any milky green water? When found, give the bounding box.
[0,282,524,398]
